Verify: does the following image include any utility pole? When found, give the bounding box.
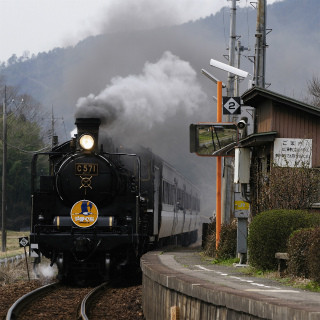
[2,87,7,252]
[235,41,250,96]
[51,105,59,148]
[226,0,238,98]
[222,0,238,224]
[254,0,267,88]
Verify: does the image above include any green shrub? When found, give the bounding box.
[248,210,320,270]
[287,228,314,278]
[217,220,237,260]
[307,227,320,283]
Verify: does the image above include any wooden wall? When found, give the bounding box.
[255,101,320,167]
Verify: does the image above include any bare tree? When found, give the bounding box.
[307,76,320,108]
[252,161,320,214]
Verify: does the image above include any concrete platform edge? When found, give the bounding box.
[141,251,320,320]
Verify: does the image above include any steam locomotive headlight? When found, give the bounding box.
[79,134,95,150]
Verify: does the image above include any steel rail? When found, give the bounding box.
[6,282,59,320]
[79,282,109,320]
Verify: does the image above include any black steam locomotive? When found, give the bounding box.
[30,118,200,283]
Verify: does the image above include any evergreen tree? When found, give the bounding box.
[0,78,48,229]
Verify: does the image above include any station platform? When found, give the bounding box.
[141,248,320,320]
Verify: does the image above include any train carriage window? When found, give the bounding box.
[162,181,168,204]
[162,180,175,205]
[191,196,195,211]
[185,193,188,210]
[177,189,183,208]
[168,184,173,205]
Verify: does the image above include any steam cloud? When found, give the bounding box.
[75,51,207,141]
[75,51,214,217]
[38,263,57,279]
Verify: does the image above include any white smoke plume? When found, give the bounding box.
[37,263,57,279]
[75,51,207,141]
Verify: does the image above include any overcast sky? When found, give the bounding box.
[0,0,283,62]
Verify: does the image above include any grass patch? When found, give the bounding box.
[237,264,320,293]
[0,231,29,259]
[200,253,240,266]
[200,252,320,293]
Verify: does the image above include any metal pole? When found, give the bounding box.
[1,87,7,252]
[254,0,266,88]
[216,82,222,249]
[235,40,241,97]
[227,0,237,97]
[24,247,30,281]
[222,0,238,225]
[52,105,54,148]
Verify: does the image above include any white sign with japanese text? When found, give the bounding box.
[273,138,312,168]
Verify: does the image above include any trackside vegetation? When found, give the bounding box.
[287,226,320,283]
[203,219,237,261]
[247,209,320,271]
[0,78,48,230]
[203,210,320,288]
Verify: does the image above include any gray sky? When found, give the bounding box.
[0,0,284,62]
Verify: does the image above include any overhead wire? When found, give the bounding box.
[6,143,51,154]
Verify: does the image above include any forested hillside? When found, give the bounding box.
[0,0,318,225]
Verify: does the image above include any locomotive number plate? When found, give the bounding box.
[75,163,98,176]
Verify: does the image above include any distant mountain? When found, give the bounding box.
[1,0,318,130]
[1,0,319,216]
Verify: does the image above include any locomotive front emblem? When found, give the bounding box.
[70,200,99,228]
[80,176,93,194]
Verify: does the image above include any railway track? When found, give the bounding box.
[6,282,109,320]
[79,282,110,320]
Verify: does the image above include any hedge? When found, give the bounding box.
[307,227,320,283]
[287,227,320,283]
[287,228,314,278]
[248,210,320,270]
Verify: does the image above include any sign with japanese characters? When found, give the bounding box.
[273,138,312,168]
[70,200,99,228]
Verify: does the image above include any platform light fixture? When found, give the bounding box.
[210,59,250,78]
[201,69,227,88]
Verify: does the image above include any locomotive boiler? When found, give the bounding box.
[30,118,200,284]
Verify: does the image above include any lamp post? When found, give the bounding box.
[201,69,225,248]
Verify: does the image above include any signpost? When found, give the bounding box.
[223,97,241,115]
[273,138,312,168]
[19,236,30,281]
[216,82,222,249]
[234,193,249,262]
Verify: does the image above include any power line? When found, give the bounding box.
[6,143,51,154]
